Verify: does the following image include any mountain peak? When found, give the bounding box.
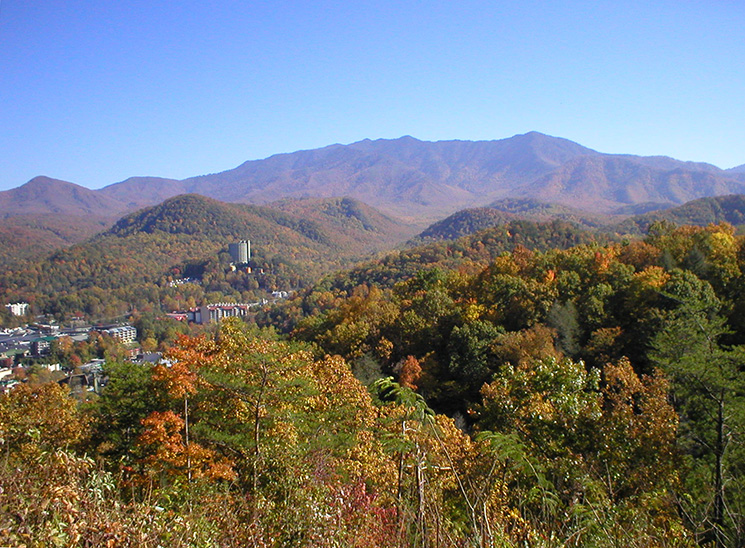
[108,194,234,237]
[507,131,597,153]
[515,130,549,139]
[0,176,129,217]
[24,175,80,190]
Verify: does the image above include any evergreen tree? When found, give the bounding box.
[652,291,745,548]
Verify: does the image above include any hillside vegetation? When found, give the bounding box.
[411,195,745,244]
[5,220,745,546]
[617,194,745,233]
[0,194,415,320]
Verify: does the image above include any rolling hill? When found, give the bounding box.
[415,194,745,243]
[616,194,745,234]
[415,198,615,242]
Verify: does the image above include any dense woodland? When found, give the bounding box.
[2,214,745,546]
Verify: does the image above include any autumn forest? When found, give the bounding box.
[2,209,745,547]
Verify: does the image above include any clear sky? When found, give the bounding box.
[1,0,744,191]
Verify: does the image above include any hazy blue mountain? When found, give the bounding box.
[7,133,745,225]
[0,176,129,217]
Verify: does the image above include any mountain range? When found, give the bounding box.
[4,132,745,227]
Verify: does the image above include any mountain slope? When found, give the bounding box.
[172,133,599,220]
[97,176,187,209]
[0,215,113,266]
[414,208,519,242]
[415,198,613,242]
[303,219,612,296]
[267,196,419,250]
[616,194,745,233]
[726,165,745,184]
[0,177,132,265]
[108,194,416,253]
[419,194,745,243]
[98,133,744,221]
[518,156,745,213]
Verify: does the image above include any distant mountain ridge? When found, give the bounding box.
[617,194,745,233]
[416,194,745,243]
[3,133,745,224]
[97,132,603,220]
[0,176,132,265]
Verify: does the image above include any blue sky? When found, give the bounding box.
[1,0,743,191]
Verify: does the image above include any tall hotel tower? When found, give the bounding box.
[229,240,251,265]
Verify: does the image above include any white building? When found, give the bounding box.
[228,240,251,265]
[102,325,137,344]
[191,303,253,324]
[5,303,29,316]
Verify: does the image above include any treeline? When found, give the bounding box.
[617,194,745,234]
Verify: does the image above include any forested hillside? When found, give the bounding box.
[415,199,614,242]
[0,194,415,320]
[618,194,745,233]
[3,217,745,546]
[0,214,113,266]
[260,219,744,546]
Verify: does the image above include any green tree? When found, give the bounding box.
[87,361,167,464]
[446,320,503,400]
[652,293,745,547]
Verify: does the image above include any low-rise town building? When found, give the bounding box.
[5,303,29,316]
[101,325,137,344]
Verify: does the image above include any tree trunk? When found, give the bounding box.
[185,396,191,482]
[714,396,725,548]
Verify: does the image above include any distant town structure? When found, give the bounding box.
[194,302,255,324]
[5,303,29,316]
[168,293,290,325]
[101,325,137,344]
[229,240,251,265]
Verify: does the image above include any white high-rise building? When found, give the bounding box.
[228,240,251,264]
